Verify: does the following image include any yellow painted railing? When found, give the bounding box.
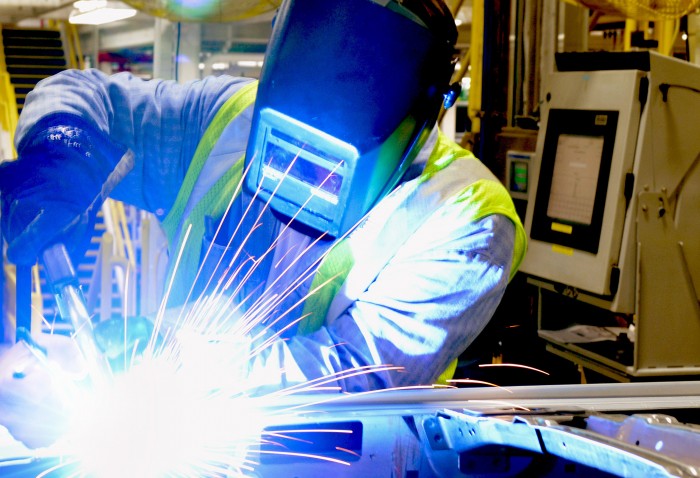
[469,0,484,138]
[0,25,18,159]
[62,20,85,70]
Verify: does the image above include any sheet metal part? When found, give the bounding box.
[0,383,700,476]
[420,409,700,477]
[248,382,700,477]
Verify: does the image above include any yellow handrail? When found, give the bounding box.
[469,0,484,138]
[0,25,18,159]
[63,20,85,70]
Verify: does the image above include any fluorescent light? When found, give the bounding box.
[237,60,263,67]
[69,0,137,25]
[69,8,137,25]
[74,0,107,11]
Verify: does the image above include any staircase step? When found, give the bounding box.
[12,86,34,95]
[2,28,61,40]
[9,77,45,86]
[3,37,63,49]
[6,57,67,67]
[4,47,65,58]
[7,65,66,76]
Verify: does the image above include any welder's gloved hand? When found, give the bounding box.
[94,316,159,373]
[0,333,86,449]
[0,115,132,266]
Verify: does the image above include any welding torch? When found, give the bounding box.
[41,243,111,385]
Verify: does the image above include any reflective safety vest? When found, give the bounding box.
[162,81,527,381]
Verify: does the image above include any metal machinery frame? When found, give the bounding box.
[519,51,700,381]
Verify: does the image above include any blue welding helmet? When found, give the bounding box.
[245,0,458,238]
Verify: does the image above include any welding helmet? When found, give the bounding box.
[245,0,459,238]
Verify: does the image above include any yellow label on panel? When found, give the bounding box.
[552,244,574,255]
[551,222,573,234]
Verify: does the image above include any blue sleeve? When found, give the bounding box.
[248,214,515,393]
[15,69,254,216]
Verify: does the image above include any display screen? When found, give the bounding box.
[510,160,529,193]
[530,109,618,254]
[546,134,604,226]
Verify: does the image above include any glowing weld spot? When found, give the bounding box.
[65,357,264,478]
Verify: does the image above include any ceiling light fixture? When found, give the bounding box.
[69,0,138,26]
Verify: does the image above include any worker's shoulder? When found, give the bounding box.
[424,134,496,186]
[197,75,256,90]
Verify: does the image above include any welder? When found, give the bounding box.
[0,0,525,448]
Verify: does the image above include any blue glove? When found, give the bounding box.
[0,114,132,266]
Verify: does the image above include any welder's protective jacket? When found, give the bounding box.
[17,70,525,392]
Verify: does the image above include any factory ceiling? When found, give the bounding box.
[0,1,473,58]
[0,0,75,23]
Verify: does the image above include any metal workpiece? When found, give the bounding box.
[246,383,700,477]
[419,409,700,477]
[1,383,700,477]
[586,414,700,467]
[519,51,700,380]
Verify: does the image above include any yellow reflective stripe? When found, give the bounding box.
[435,358,458,386]
[419,130,475,182]
[298,240,353,335]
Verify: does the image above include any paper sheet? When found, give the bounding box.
[539,325,628,344]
